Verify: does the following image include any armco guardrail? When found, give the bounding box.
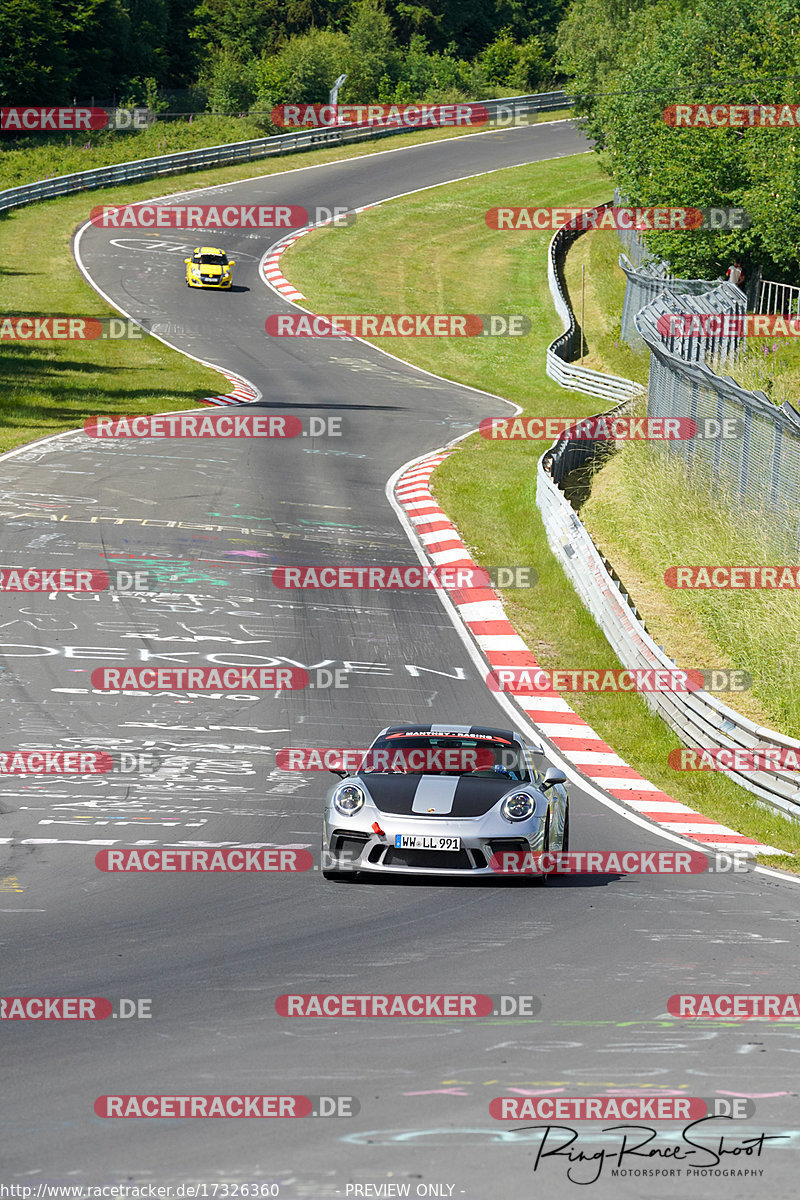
[546,204,645,402]
[0,92,572,216]
[537,432,800,822]
[619,253,723,351]
[538,211,800,823]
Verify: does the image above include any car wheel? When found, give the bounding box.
[321,847,359,881]
[561,806,570,852]
[530,813,551,887]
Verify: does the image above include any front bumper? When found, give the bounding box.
[187,275,232,289]
[323,811,547,877]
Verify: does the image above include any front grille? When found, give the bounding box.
[488,839,530,855]
[380,847,474,870]
[331,830,369,860]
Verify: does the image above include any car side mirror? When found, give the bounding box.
[228,260,235,266]
[542,767,567,790]
[184,258,190,264]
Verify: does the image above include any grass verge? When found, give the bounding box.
[562,228,649,386]
[583,445,800,735]
[282,152,800,867]
[0,198,224,453]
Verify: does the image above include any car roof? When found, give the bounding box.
[377,724,524,743]
[194,246,226,255]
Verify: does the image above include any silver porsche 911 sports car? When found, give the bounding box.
[321,723,569,880]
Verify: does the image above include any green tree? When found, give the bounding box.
[251,28,349,113]
[556,0,658,136]
[343,0,400,102]
[190,0,351,60]
[190,0,289,59]
[54,0,133,101]
[557,0,800,277]
[163,0,198,86]
[0,0,68,104]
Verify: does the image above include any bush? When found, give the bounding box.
[117,77,170,114]
[480,28,552,92]
[511,37,551,92]
[251,29,350,119]
[481,28,519,86]
[200,50,257,116]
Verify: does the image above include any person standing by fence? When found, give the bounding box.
[726,261,746,289]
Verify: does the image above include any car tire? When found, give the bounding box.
[321,847,359,881]
[530,813,551,886]
[561,806,570,852]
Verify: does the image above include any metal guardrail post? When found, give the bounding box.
[545,205,645,402]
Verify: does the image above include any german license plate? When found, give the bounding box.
[395,835,461,851]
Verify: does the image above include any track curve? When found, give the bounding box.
[2,122,799,1198]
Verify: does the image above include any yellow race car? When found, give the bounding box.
[184,246,235,289]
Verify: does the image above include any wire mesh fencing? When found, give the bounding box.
[636,288,800,556]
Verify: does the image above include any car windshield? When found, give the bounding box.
[197,254,227,265]
[360,735,530,780]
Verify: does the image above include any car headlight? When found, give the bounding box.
[501,792,537,822]
[190,266,200,275]
[333,783,366,815]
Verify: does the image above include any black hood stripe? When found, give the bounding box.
[361,773,526,817]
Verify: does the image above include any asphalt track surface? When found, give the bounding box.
[2,121,799,1198]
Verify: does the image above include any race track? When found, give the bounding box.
[2,120,799,1199]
